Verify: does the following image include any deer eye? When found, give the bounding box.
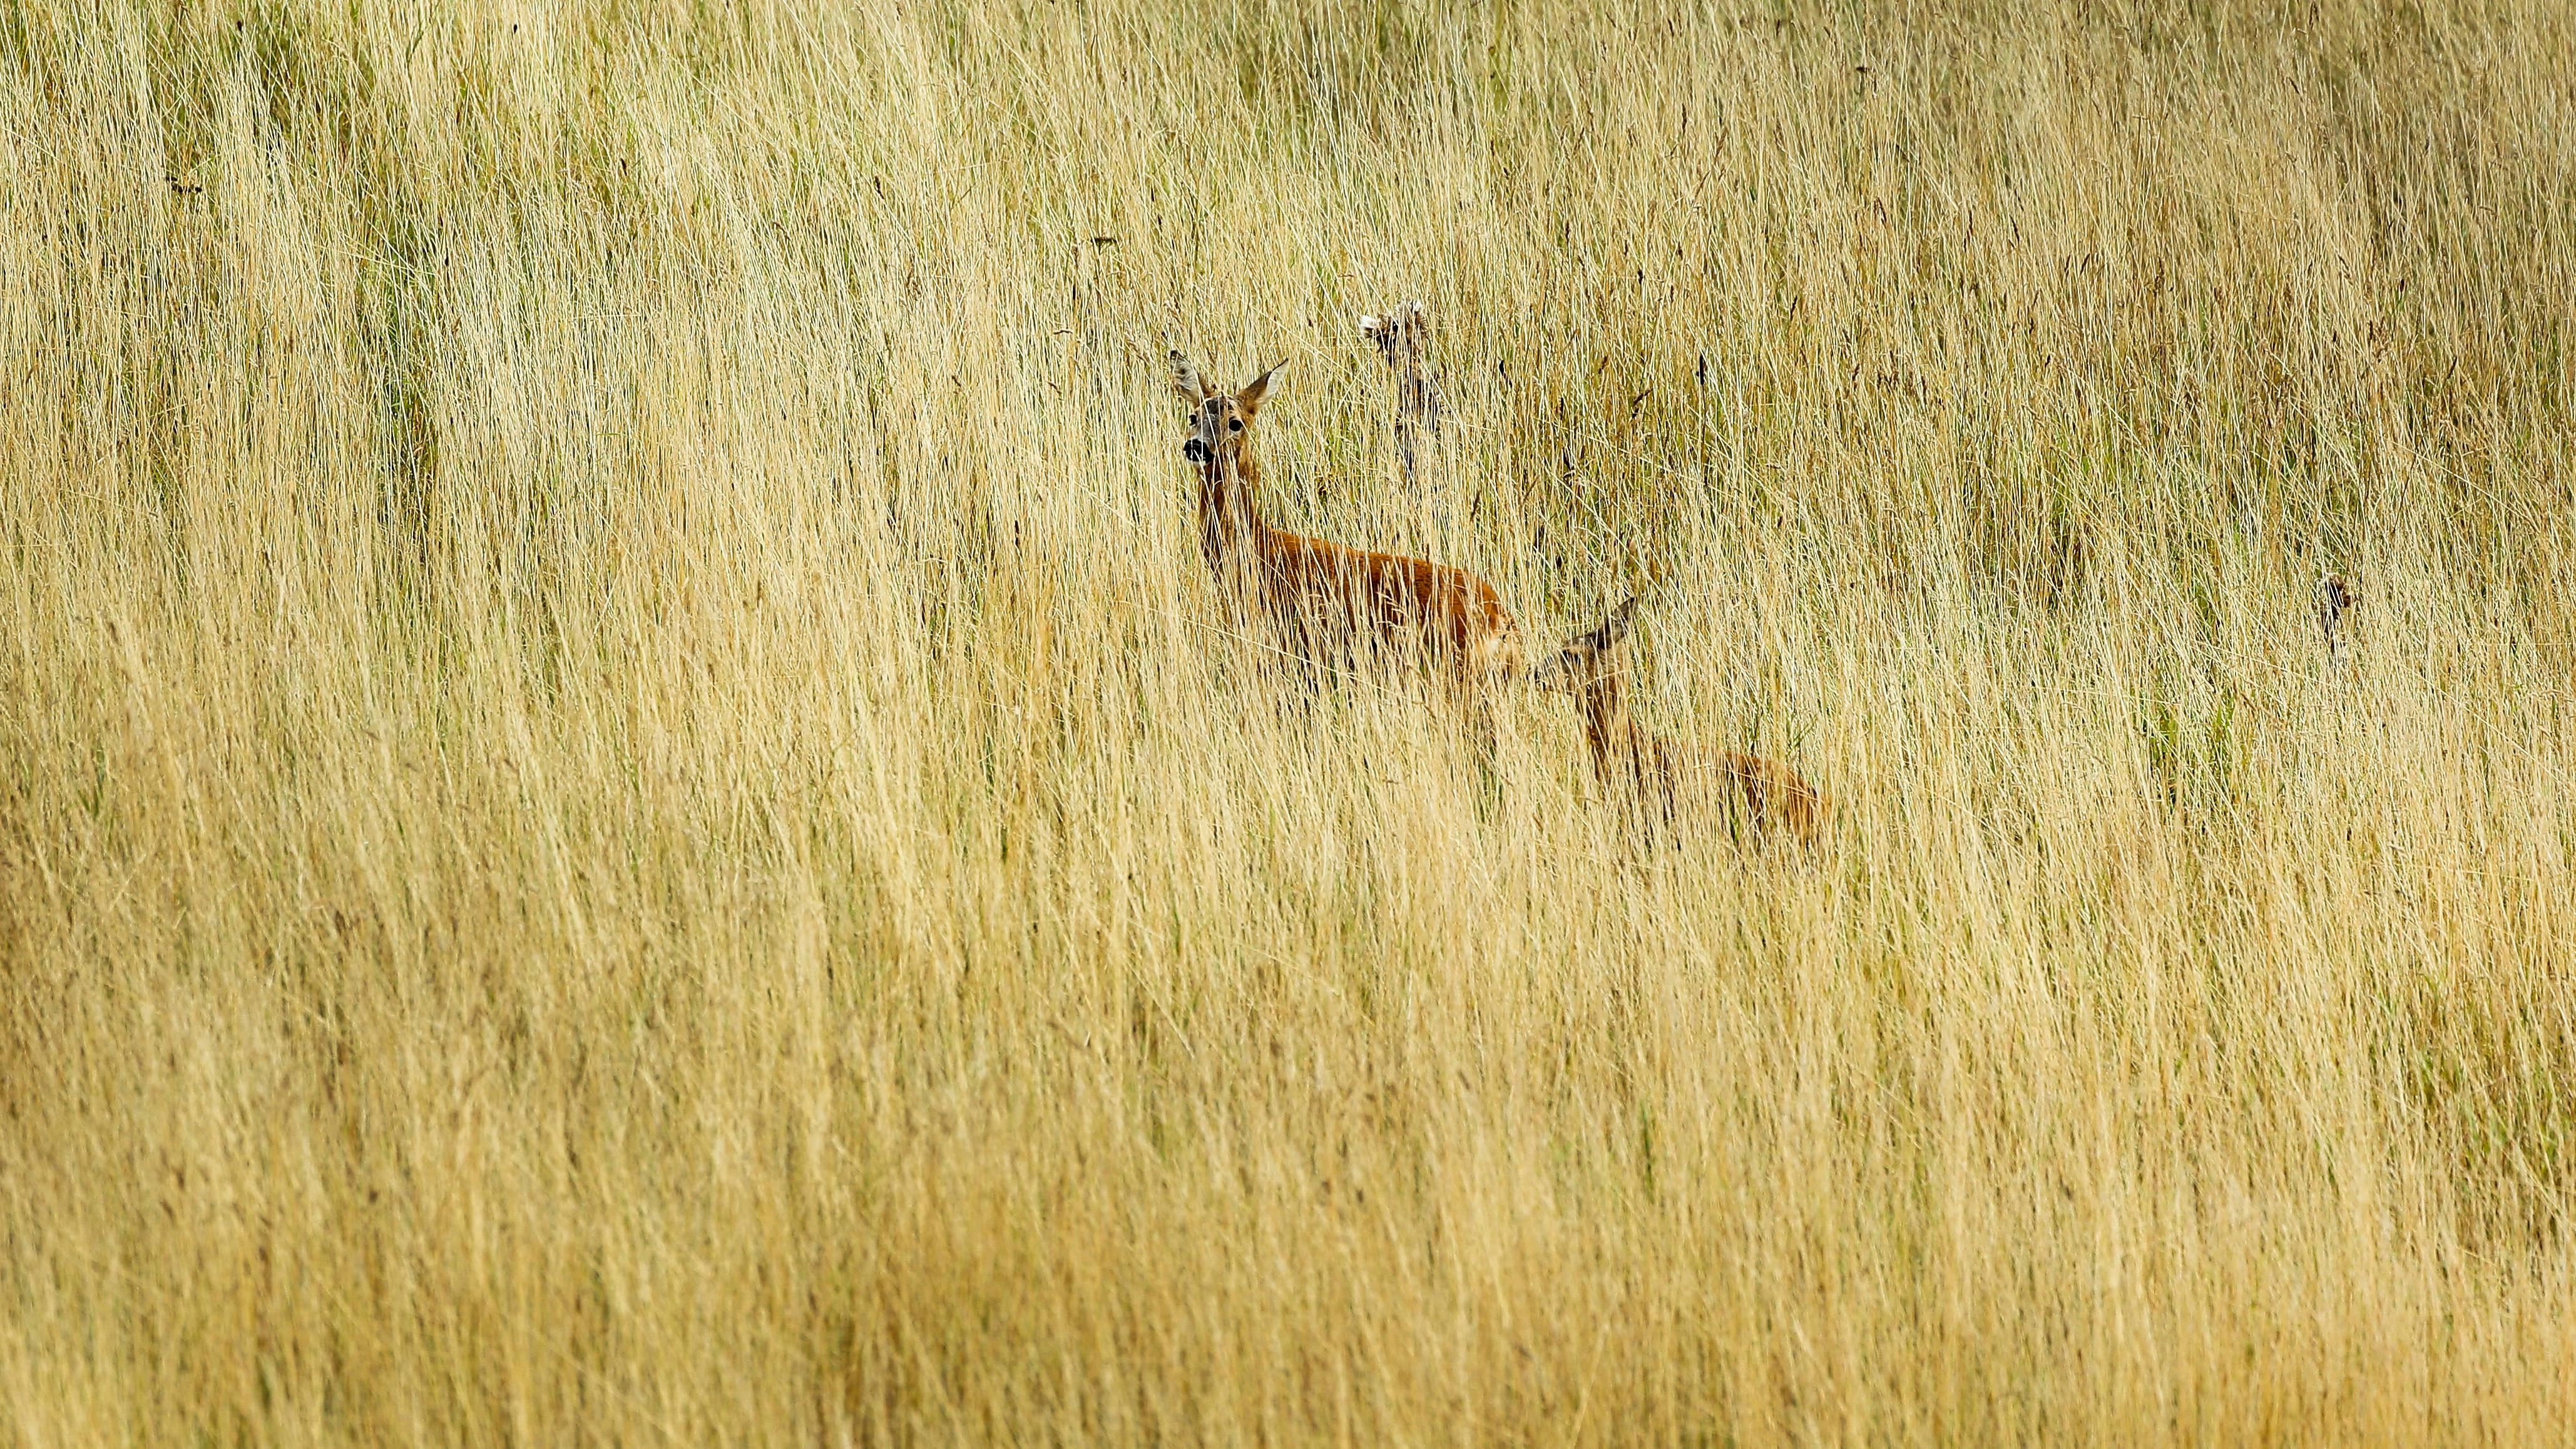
[1229,418,1242,433]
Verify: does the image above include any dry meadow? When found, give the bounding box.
[6,1,2575,1443]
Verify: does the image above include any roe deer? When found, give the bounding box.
[1359,301,1446,520]
[1171,350,1523,700]
[1532,597,1827,847]
[2316,572,2359,665]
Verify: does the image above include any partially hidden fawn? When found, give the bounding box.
[1533,596,1829,847]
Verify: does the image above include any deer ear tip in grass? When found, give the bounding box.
[2318,571,2360,663]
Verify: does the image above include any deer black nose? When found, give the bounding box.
[1182,438,1208,463]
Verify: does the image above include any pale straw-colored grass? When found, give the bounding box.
[4,2,2573,1443]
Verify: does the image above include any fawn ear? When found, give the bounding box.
[1236,361,1283,416]
[1170,351,1212,402]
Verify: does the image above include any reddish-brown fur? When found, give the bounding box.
[1535,598,1827,846]
[1173,352,1523,693]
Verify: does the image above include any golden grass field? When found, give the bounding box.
[5,1,2575,1442]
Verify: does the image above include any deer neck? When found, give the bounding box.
[1578,674,1645,775]
[1396,365,1441,434]
[1199,444,1270,574]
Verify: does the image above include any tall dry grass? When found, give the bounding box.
[4,1,2575,1442]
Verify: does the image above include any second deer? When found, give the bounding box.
[1359,300,1464,542]
[1359,301,1445,488]
[1533,597,1828,847]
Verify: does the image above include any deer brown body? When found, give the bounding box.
[1173,351,1522,694]
[1535,598,1827,846]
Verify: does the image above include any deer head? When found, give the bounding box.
[1530,596,1642,705]
[1172,351,1278,472]
[1358,300,1431,378]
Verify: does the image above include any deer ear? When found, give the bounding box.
[1360,314,1398,363]
[1170,350,1212,401]
[1236,361,1283,416]
[1601,595,1642,650]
